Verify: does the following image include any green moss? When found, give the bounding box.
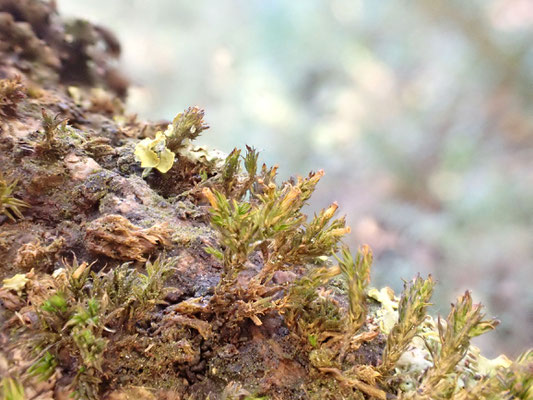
[379,275,435,377]
[114,334,198,391]
[0,173,29,222]
[0,377,25,400]
[172,225,213,248]
[11,257,176,398]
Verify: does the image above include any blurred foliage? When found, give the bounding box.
[59,0,533,356]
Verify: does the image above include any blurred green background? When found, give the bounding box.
[59,0,533,357]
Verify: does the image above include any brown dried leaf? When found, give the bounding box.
[85,214,171,261]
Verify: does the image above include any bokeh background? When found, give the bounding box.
[59,0,533,357]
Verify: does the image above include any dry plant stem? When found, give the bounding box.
[319,367,387,400]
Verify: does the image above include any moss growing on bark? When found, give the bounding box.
[0,1,530,399]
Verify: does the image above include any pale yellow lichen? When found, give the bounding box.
[2,273,29,295]
[134,132,175,173]
[368,286,398,334]
[471,346,512,376]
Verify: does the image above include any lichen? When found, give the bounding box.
[134,106,210,176]
[1,273,29,295]
[134,131,176,174]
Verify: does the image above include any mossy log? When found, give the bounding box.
[0,2,531,400]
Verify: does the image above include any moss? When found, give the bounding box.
[14,237,65,272]
[172,224,214,249]
[4,256,177,398]
[0,377,25,400]
[0,2,530,399]
[0,172,29,222]
[133,107,210,177]
[0,75,26,119]
[304,376,364,400]
[113,334,198,391]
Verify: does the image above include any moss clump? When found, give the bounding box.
[85,214,171,261]
[378,275,435,377]
[0,75,26,119]
[7,257,176,399]
[0,172,29,222]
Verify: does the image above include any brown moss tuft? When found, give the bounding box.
[14,237,65,272]
[85,214,171,261]
[0,75,26,119]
